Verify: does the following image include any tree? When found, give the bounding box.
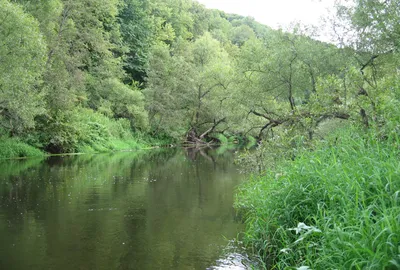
[119,0,156,83]
[95,79,149,131]
[189,33,232,135]
[336,0,400,54]
[144,42,196,138]
[231,25,256,46]
[333,0,400,129]
[235,29,352,140]
[0,0,47,134]
[145,33,233,142]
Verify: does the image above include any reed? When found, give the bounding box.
[235,127,400,269]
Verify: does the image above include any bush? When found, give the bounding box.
[35,108,152,153]
[236,127,400,269]
[0,137,44,159]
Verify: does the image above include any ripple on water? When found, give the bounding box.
[208,252,252,270]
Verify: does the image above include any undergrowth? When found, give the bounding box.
[0,138,44,159]
[235,127,400,269]
[0,108,173,159]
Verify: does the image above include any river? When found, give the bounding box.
[0,147,248,269]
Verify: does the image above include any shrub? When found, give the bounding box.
[0,137,44,159]
[36,108,148,153]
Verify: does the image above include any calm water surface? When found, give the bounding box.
[0,148,248,270]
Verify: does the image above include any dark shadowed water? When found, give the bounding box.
[0,147,248,270]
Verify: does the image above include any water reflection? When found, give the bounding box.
[0,148,245,270]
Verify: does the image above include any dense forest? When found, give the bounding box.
[1,0,400,268]
[2,0,396,156]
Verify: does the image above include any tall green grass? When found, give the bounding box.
[0,108,172,159]
[0,137,44,159]
[235,127,400,269]
[34,108,171,154]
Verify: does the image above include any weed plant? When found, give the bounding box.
[235,127,400,269]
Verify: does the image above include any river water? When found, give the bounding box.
[0,147,248,270]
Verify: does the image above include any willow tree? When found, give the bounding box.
[333,0,400,129]
[235,30,351,140]
[145,33,233,142]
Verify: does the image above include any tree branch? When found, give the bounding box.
[199,117,226,139]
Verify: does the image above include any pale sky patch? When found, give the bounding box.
[196,0,336,33]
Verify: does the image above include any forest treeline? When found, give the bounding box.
[3,0,398,157]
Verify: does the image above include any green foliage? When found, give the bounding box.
[2,0,398,159]
[236,127,400,269]
[231,24,256,46]
[145,31,234,140]
[0,0,47,133]
[119,0,153,81]
[212,134,242,145]
[0,138,44,159]
[1,0,400,268]
[144,42,193,139]
[2,0,361,153]
[87,78,149,131]
[232,4,400,267]
[337,0,400,53]
[245,135,257,148]
[214,134,228,145]
[374,75,400,134]
[7,0,154,153]
[36,108,145,153]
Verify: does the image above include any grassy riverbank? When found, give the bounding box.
[235,127,400,269]
[0,138,45,159]
[0,135,171,160]
[0,108,172,160]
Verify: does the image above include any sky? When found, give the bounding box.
[196,0,336,31]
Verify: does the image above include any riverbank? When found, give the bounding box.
[0,136,171,160]
[235,127,400,269]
